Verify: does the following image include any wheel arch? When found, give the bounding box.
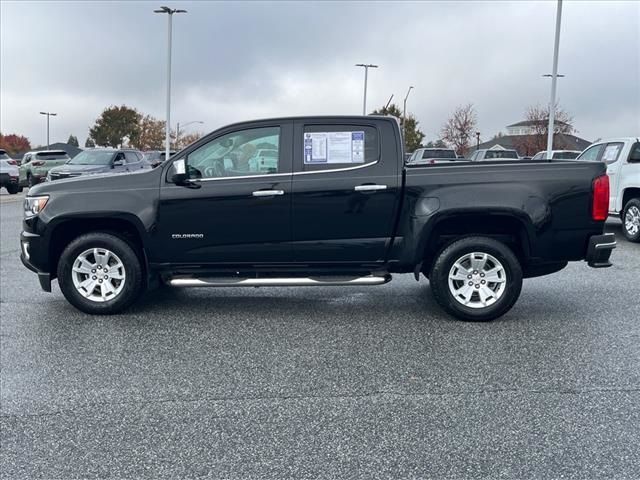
[416,210,534,275]
[47,213,149,280]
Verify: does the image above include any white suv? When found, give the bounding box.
[576,137,640,242]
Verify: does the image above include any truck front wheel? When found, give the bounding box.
[57,232,144,314]
[622,198,640,243]
[429,236,523,322]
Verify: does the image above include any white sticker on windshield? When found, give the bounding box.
[602,145,620,163]
[304,131,365,164]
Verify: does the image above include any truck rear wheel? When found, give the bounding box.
[622,198,640,243]
[429,236,523,322]
[57,232,144,314]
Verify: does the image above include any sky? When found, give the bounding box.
[1,0,639,148]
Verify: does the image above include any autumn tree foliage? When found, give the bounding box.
[440,103,477,154]
[132,115,166,150]
[0,133,31,156]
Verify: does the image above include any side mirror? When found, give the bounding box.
[112,159,125,167]
[171,172,189,184]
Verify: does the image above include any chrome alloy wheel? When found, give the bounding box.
[71,248,126,302]
[625,205,640,237]
[448,252,507,309]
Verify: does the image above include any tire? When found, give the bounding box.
[57,232,144,314]
[621,198,640,243]
[429,236,523,322]
[27,173,35,188]
[6,184,19,194]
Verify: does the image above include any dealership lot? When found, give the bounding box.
[1,193,639,478]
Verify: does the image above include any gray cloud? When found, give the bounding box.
[1,0,638,147]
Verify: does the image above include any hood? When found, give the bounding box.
[49,163,111,174]
[29,166,163,196]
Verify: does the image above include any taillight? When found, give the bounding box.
[31,160,45,167]
[7,159,17,165]
[592,174,609,221]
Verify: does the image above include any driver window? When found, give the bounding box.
[187,127,280,179]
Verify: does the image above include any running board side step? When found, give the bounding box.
[168,274,392,287]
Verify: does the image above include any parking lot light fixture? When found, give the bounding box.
[545,0,563,158]
[39,111,57,149]
[355,63,378,115]
[154,6,187,161]
[402,86,414,143]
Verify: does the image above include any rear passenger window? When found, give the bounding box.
[629,143,640,163]
[302,125,378,172]
[601,143,624,164]
[124,152,140,164]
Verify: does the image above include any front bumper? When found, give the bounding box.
[20,231,52,292]
[586,233,616,268]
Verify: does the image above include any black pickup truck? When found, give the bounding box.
[21,116,615,321]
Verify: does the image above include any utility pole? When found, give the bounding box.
[154,6,187,160]
[546,0,563,158]
[355,63,378,115]
[476,132,481,151]
[39,112,57,149]
[402,86,414,143]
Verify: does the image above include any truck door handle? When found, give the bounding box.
[252,189,285,197]
[354,184,387,192]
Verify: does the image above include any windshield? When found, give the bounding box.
[421,149,456,159]
[484,150,519,159]
[68,150,114,165]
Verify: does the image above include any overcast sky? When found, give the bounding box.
[1,0,638,148]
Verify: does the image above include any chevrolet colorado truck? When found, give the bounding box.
[21,116,615,321]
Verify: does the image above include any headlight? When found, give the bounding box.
[24,195,49,218]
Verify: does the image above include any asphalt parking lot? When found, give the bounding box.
[1,190,639,479]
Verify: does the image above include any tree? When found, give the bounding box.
[67,134,79,147]
[0,133,31,156]
[132,115,166,150]
[440,103,477,154]
[177,131,204,149]
[85,137,96,148]
[371,104,425,151]
[513,103,575,156]
[89,105,142,147]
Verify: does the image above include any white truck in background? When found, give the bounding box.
[576,137,640,242]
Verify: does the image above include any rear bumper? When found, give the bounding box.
[586,233,616,268]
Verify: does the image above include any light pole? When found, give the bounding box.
[355,63,378,115]
[402,86,414,142]
[476,132,481,151]
[39,112,57,149]
[154,6,187,161]
[545,0,563,158]
[175,120,203,149]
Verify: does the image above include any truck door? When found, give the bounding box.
[291,119,401,264]
[154,122,293,265]
[601,142,625,212]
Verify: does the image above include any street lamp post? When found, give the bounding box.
[175,120,203,149]
[402,86,414,143]
[545,0,563,158]
[476,132,481,151]
[154,6,187,161]
[355,63,378,115]
[39,112,57,149]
